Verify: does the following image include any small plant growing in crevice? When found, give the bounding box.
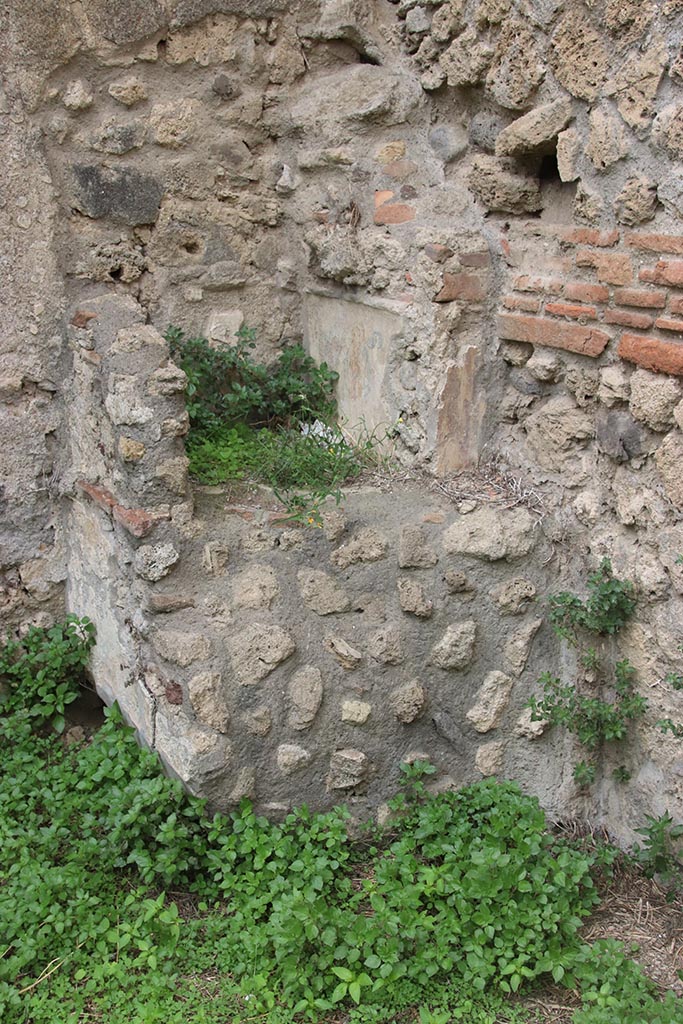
[528,561,642,788]
[549,559,637,643]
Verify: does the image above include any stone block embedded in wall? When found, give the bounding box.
[304,295,406,437]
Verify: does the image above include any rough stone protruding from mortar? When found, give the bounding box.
[398,577,433,618]
[490,577,537,615]
[230,624,296,684]
[288,666,323,730]
[475,740,505,776]
[430,621,476,670]
[367,624,404,664]
[134,543,180,581]
[232,565,280,610]
[323,635,362,669]
[153,629,212,668]
[442,507,537,561]
[341,700,371,724]
[390,680,427,723]
[331,528,388,569]
[189,671,230,732]
[504,618,543,677]
[277,744,311,775]
[242,706,272,736]
[466,672,514,733]
[495,98,574,158]
[297,568,350,615]
[327,749,368,790]
[515,707,549,740]
[398,525,438,568]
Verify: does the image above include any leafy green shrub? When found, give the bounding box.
[166,325,338,433]
[549,559,637,643]
[528,659,647,751]
[2,652,680,1024]
[632,812,683,892]
[0,616,95,731]
[570,939,683,1024]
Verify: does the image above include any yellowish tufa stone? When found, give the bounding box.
[118,436,146,462]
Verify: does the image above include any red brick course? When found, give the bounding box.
[434,272,485,303]
[561,228,620,247]
[624,233,683,255]
[564,282,609,304]
[497,314,610,357]
[503,294,542,313]
[618,333,683,376]
[644,260,683,288]
[112,505,160,538]
[576,250,633,285]
[604,309,654,329]
[613,288,667,308]
[513,275,563,294]
[655,317,683,334]
[545,301,598,320]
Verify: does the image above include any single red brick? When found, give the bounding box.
[605,309,654,329]
[424,242,454,262]
[383,159,418,180]
[576,250,633,285]
[561,228,620,247]
[460,251,491,268]
[655,317,683,334]
[71,310,98,328]
[545,301,598,320]
[497,314,610,357]
[639,268,657,283]
[618,332,683,376]
[670,296,683,315]
[624,233,683,255]
[502,294,541,313]
[112,504,158,538]
[613,287,667,308]
[434,272,485,303]
[513,275,563,294]
[374,203,415,225]
[374,189,394,208]
[225,506,256,521]
[649,260,683,287]
[77,480,116,512]
[564,282,610,304]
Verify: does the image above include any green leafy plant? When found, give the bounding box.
[0,616,95,731]
[573,760,597,787]
[167,324,338,433]
[632,812,683,892]
[2,622,680,1024]
[167,324,397,524]
[549,559,637,643]
[612,766,632,783]
[528,659,647,752]
[664,671,683,691]
[657,717,683,739]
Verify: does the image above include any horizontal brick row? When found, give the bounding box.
[499,233,683,375]
[77,479,166,538]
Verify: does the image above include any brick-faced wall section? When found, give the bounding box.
[497,230,683,376]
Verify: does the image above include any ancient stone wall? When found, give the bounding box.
[3,0,683,841]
